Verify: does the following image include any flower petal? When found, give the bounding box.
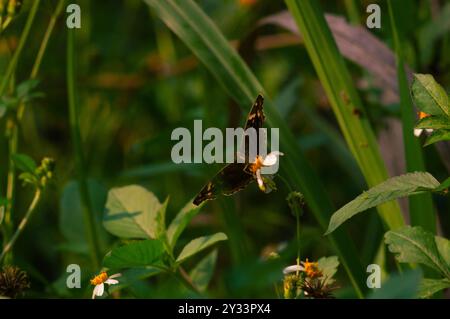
[283,265,304,275]
[105,279,119,285]
[256,169,265,190]
[109,273,122,279]
[262,151,283,166]
[92,283,104,299]
[414,128,423,137]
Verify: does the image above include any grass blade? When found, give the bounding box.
[388,1,436,233]
[285,0,404,230]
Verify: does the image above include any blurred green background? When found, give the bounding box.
[0,0,449,298]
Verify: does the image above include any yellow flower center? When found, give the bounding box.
[418,111,430,120]
[249,156,264,174]
[90,272,108,286]
[303,259,322,278]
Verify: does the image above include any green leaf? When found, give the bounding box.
[0,205,4,226]
[412,74,449,116]
[318,256,339,285]
[109,266,162,293]
[434,177,450,192]
[59,179,108,251]
[155,197,169,240]
[103,185,166,240]
[368,270,422,299]
[435,236,450,267]
[16,79,40,99]
[189,249,218,292]
[103,239,165,269]
[325,172,440,235]
[166,201,203,248]
[11,153,37,174]
[176,233,227,263]
[418,278,450,298]
[424,130,450,146]
[384,226,450,278]
[416,116,450,130]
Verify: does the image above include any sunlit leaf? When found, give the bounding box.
[176,233,227,263]
[385,226,450,278]
[412,74,449,116]
[418,278,450,298]
[325,173,440,235]
[166,201,204,249]
[318,256,339,285]
[103,185,167,240]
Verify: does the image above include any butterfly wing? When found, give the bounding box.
[193,163,253,205]
[193,94,265,206]
[241,94,265,159]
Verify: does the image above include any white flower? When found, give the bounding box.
[414,128,433,137]
[283,264,304,275]
[91,272,121,299]
[251,151,283,192]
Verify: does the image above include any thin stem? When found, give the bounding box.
[67,28,101,268]
[296,208,300,269]
[0,0,41,96]
[0,189,41,263]
[2,0,65,260]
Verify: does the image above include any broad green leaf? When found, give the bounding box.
[103,239,164,269]
[435,236,450,267]
[176,233,227,263]
[418,278,450,298]
[384,226,450,278]
[412,74,449,116]
[11,153,37,174]
[368,270,422,299]
[60,179,108,251]
[167,201,203,248]
[318,256,339,285]
[103,185,165,239]
[416,116,450,130]
[325,172,440,235]
[189,249,218,292]
[110,266,162,293]
[424,130,450,146]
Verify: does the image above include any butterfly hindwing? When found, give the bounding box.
[192,163,253,205]
[193,94,265,206]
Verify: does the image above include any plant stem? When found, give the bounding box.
[0,0,41,96]
[296,208,300,270]
[0,189,41,263]
[67,28,101,268]
[1,0,41,261]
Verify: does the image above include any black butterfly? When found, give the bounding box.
[193,94,266,206]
